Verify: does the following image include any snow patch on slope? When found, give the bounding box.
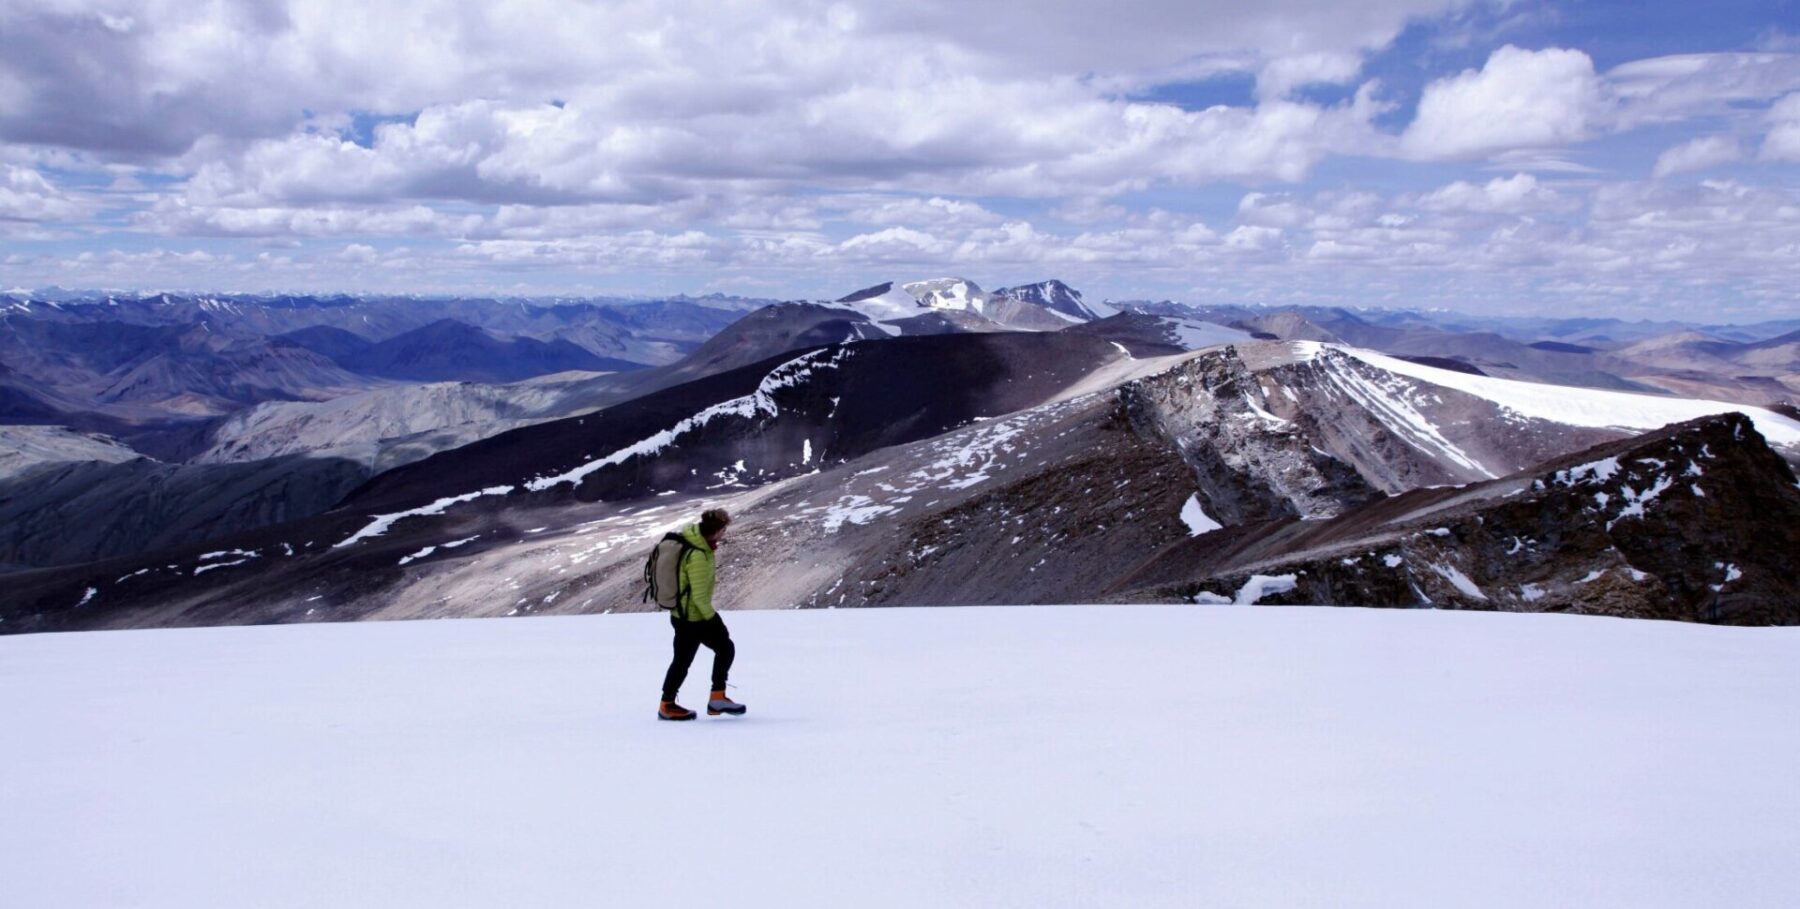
[398,535,481,567]
[903,277,988,314]
[524,348,853,494]
[1317,354,1497,478]
[1608,475,1676,530]
[820,284,921,335]
[901,410,1035,492]
[1234,574,1298,604]
[1430,562,1488,601]
[1555,457,1620,486]
[337,487,515,549]
[819,495,900,533]
[1340,346,1800,447]
[1180,494,1223,536]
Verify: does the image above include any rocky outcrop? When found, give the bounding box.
[992,279,1116,322]
[819,402,1198,608]
[342,332,1126,515]
[1122,413,1800,625]
[1262,347,1623,490]
[1117,347,1379,524]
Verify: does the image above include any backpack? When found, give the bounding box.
[643,532,699,614]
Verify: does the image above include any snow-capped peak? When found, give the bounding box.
[824,277,1112,332]
[992,279,1115,322]
[825,277,998,331]
[902,277,990,314]
[824,281,931,334]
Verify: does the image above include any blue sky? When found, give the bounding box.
[2,0,1798,319]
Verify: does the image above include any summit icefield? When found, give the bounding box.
[4,606,1797,908]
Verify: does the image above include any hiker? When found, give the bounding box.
[648,508,747,721]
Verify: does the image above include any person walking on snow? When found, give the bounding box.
[654,508,746,721]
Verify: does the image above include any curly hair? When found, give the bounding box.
[698,508,732,538]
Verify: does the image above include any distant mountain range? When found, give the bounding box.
[1110,299,1800,346]
[2,279,1797,631]
[0,292,748,430]
[0,279,1132,574]
[274,319,648,383]
[1124,301,1800,407]
[829,278,1108,332]
[4,329,1796,628]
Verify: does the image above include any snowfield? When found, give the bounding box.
[4,606,1797,908]
[1334,344,1800,447]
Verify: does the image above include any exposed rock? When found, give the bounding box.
[8,338,1796,633]
[1123,413,1800,625]
[1118,348,1379,523]
[0,454,370,570]
[992,279,1117,322]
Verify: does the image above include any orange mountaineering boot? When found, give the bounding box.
[658,700,696,721]
[707,690,746,716]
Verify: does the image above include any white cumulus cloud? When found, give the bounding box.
[1401,46,1609,160]
[0,164,88,222]
[836,227,951,262]
[1652,135,1743,177]
[1257,51,1365,100]
[1760,92,1800,161]
[836,196,1005,229]
[1413,173,1571,213]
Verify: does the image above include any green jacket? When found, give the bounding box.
[674,523,718,622]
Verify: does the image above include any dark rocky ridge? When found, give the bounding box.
[6,339,1796,633]
[0,332,1127,628]
[0,454,370,570]
[321,319,649,383]
[808,399,1201,608]
[0,304,930,581]
[1117,348,1382,523]
[342,332,1125,514]
[720,351,1799,625]
[1113,413,1800,625]
[1121,345,1623,503]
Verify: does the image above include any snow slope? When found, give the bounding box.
[821,283,923,334]
[903,276,988,313]
[828,278,997,330]
[1333,343,1800,448]
[4,606,1796,907]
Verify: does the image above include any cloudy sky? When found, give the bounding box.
[3,0,1799,318]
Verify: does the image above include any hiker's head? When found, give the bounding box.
[699,508,732,545]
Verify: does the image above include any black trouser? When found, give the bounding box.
[661,615,734,701]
